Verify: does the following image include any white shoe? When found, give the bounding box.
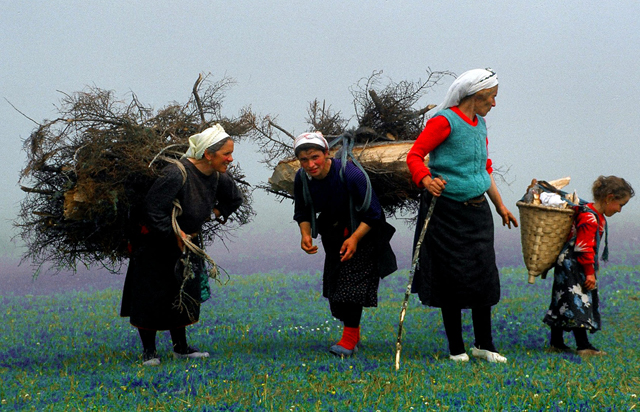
[142,351,161,366]
[471,346,507,363]
[449,353,470,362]
[173,346,210,359]
[142,357,161,366]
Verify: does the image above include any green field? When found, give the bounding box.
[1,267,639,411]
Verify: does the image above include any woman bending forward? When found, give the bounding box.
[293,132,397,357]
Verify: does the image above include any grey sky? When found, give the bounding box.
[2,1,639,271]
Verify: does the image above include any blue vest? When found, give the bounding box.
[428,109,492,202]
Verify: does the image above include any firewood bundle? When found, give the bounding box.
[16,75,255,272]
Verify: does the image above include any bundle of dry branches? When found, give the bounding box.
[250,69,455,215]
[16,74,255,273]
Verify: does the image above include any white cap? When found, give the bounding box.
[293,132,329,151]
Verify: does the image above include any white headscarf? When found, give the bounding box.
[427,68,498,118]
[182,124,230,159]
[293,131,329,152]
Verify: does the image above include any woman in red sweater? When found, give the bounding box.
[406,68,517,363]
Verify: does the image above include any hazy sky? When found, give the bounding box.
[2,1,639,275]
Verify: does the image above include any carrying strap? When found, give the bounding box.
[583,205,609,264]
[536,180,609,261]
[300,171,318,238]
[167,159,221,280]
[329,131,373,214]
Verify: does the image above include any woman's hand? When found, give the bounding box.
[584,273,597,290]
[213,208,228,224]
[339,222,371,262]
[176,230,187,252]
[339,236,358,262]
[496,204,519,229]
[486,175,518,229]
[299,222,318,254]
[176,230,198,251]
[421,175,447,197]
[301,234,318,254]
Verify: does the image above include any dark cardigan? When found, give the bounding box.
[120,159,243,330]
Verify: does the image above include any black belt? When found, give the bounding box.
[464,195,486,207]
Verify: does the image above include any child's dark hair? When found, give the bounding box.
[294,143,329,158]
[592,175,635,201]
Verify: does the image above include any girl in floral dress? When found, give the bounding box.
[543,175,634,355]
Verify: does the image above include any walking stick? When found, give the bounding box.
[394,195,437,370]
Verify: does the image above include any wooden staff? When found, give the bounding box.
[394,195,437,370]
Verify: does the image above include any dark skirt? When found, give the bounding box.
[120,234,200,330]
[543,242,601,332]
[320,223,381,308]
[411,192,500,308]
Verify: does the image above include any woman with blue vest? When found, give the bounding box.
[406,68,518,363]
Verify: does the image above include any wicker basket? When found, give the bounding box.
[516,201,575,284]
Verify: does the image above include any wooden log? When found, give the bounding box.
[64,180,95,220]
[547,176,570,190]
[63,178,117,220]
[268,140,427,197]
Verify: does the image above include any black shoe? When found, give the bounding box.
[329,344,358,358]
[548,342,572,353]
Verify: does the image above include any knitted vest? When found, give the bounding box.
[428,109,492,202]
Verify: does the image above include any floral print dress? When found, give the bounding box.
[543,203,607,332]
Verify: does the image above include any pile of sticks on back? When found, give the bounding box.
[16,74,255,273]
[252,69,454,215]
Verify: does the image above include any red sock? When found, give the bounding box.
[336,326,360,350]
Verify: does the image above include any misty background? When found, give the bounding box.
[2,1,639,295]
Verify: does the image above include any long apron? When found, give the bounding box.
[120,234,200,330]
[319,218,380,309]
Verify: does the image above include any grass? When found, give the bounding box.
[1,266,640,411]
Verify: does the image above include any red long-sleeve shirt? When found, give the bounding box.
[406,106,493,188]
[573,203,607,278]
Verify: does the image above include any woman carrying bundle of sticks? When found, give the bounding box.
[406,68,518,363]
[293,132,397,357]
[121,124,243,366]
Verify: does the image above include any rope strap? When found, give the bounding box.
[329,131,372,213]
[168,160,220,280]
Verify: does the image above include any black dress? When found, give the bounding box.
[120,159,242,330]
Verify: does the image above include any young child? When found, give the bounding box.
[543,175,634,355]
